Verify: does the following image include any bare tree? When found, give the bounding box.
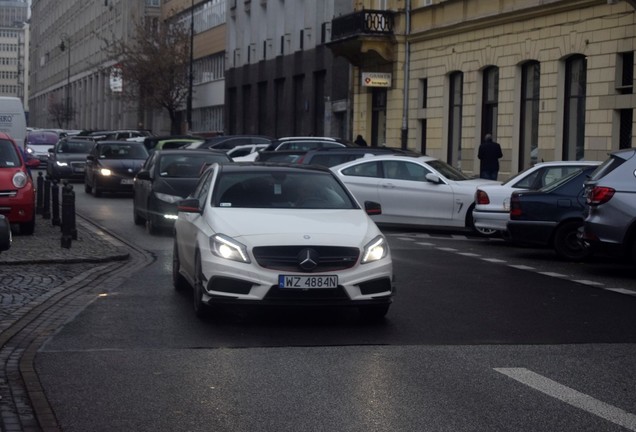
[101,17,191,134]
[48,101,74,129]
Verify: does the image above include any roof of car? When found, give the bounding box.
[219,161,332,174]
[154,148,229,156]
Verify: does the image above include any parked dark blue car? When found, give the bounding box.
[506,164,600,261]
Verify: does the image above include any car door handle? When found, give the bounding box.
[381,183,396,189]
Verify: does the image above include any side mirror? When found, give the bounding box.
[425,173,441,184]
[136,170,151,181]
[364,201,382,216]
[26,158,41,168]
[177,198,202,214]
[86,155,95,162]
[48,148,54,153]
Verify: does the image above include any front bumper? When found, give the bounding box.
[199,249,395,307]
[0,187,35,224]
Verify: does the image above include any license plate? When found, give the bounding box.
[73,167,85,173]
[279,275,338,289]
[121,178,133,185]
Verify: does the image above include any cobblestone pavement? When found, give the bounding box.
[0,215,139,432]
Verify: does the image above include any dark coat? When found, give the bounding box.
[478,138,503,171]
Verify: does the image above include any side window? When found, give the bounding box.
[541,166,582,188]
[513,168,542,189]
[404,161,431,181]
[341,161,381,178]
[383,161,430,181]
[143,152,157,171]
[192,169,212,205]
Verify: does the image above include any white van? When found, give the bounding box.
[0,96,27,146]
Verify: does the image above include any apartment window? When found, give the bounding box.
[617,51,633,94]
[520,61,540,169]
[620,109,633,149]
[563,55,587,160]
[193,53,225,85]
[481,66,499,141]
[420,78,427,109]
[448,71,463,166]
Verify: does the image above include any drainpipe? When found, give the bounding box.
[400,0,411,150]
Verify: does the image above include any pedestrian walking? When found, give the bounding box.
[354,134,368,147]
[478,133,503,180]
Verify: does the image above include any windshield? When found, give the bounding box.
[0,139,20,168]
[99,143,148,159]
[57,140,95,153]
[427,159,471,181]
[214,170,357,209]
[159,153,229,178]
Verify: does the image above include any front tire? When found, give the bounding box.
[193,252,210,319]
[553,220,590,261]
[172,240,189,291]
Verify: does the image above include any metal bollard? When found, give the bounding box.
[36,171,44,215]
[42,175,51,219]
[61,183,75,248]
[51,179,61,226]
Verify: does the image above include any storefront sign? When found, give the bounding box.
[362,72,392,88]
[110,66,123,93]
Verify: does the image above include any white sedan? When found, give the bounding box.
[173,163,394,320]
[473,160,601,234]
[331,155,500,233]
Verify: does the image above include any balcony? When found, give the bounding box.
[327,10,396,67]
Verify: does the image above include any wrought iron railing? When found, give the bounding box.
[331,10,395,41]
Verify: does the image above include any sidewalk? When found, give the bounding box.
[0,214,130,264]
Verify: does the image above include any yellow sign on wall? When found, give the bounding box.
[362,72,392,88]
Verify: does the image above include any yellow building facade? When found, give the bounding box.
[337,0,636,178]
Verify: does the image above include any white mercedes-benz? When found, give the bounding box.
[173,163,394,320]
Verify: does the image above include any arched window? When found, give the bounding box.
[563,55,587,160]
[520,61,540,169]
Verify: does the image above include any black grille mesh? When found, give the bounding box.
[252,245,359,272]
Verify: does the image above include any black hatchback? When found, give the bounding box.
[84,141,149,197]
[132,149,231,234]
[506,164,599,261]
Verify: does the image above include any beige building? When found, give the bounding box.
[28,0,162,131]
[0,0,28,112]
[330,0,636,178]
[161,0,226,135]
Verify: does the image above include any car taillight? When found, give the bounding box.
[475,189,490,205]
[509,195,522,218]
[586,186,615,206]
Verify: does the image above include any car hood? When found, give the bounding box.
[54,153,90,162]
[98,159,145,171]
[210,208,380,246]
[153,178,199,198]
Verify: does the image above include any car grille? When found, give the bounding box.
[0,190,17,197]
[252,246,359,272]
[70,161,85,170]
[264,285,350,302]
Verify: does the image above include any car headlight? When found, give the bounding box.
[99,168,112,176]
[26,147,34,154]
[210,234,250,263]
[361,235,388,264]
[154,192,182,204]
[56,161,69,167]
[12,171,27,188]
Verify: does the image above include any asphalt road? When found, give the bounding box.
[35,190,636,432]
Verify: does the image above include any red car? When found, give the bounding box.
[0,132,40,234]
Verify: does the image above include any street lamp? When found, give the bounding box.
[59,33,71,129]
[186,0,194,132]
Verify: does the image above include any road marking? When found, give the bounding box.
[459,252,480,257]
[482,258,507,263]
[396,237,416,242]
[494,368,636,431]
[605,288,636,296]
[438,247,458,252]
[539,272,568,278]
[415,242,435,247]
[573,279,605,287]
[509,264,536,271]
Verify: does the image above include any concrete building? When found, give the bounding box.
[0,0,28,114]
[28,0,163,131]
[225,0,353,139]
[328,0,636,178]
[162,0,226,135]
